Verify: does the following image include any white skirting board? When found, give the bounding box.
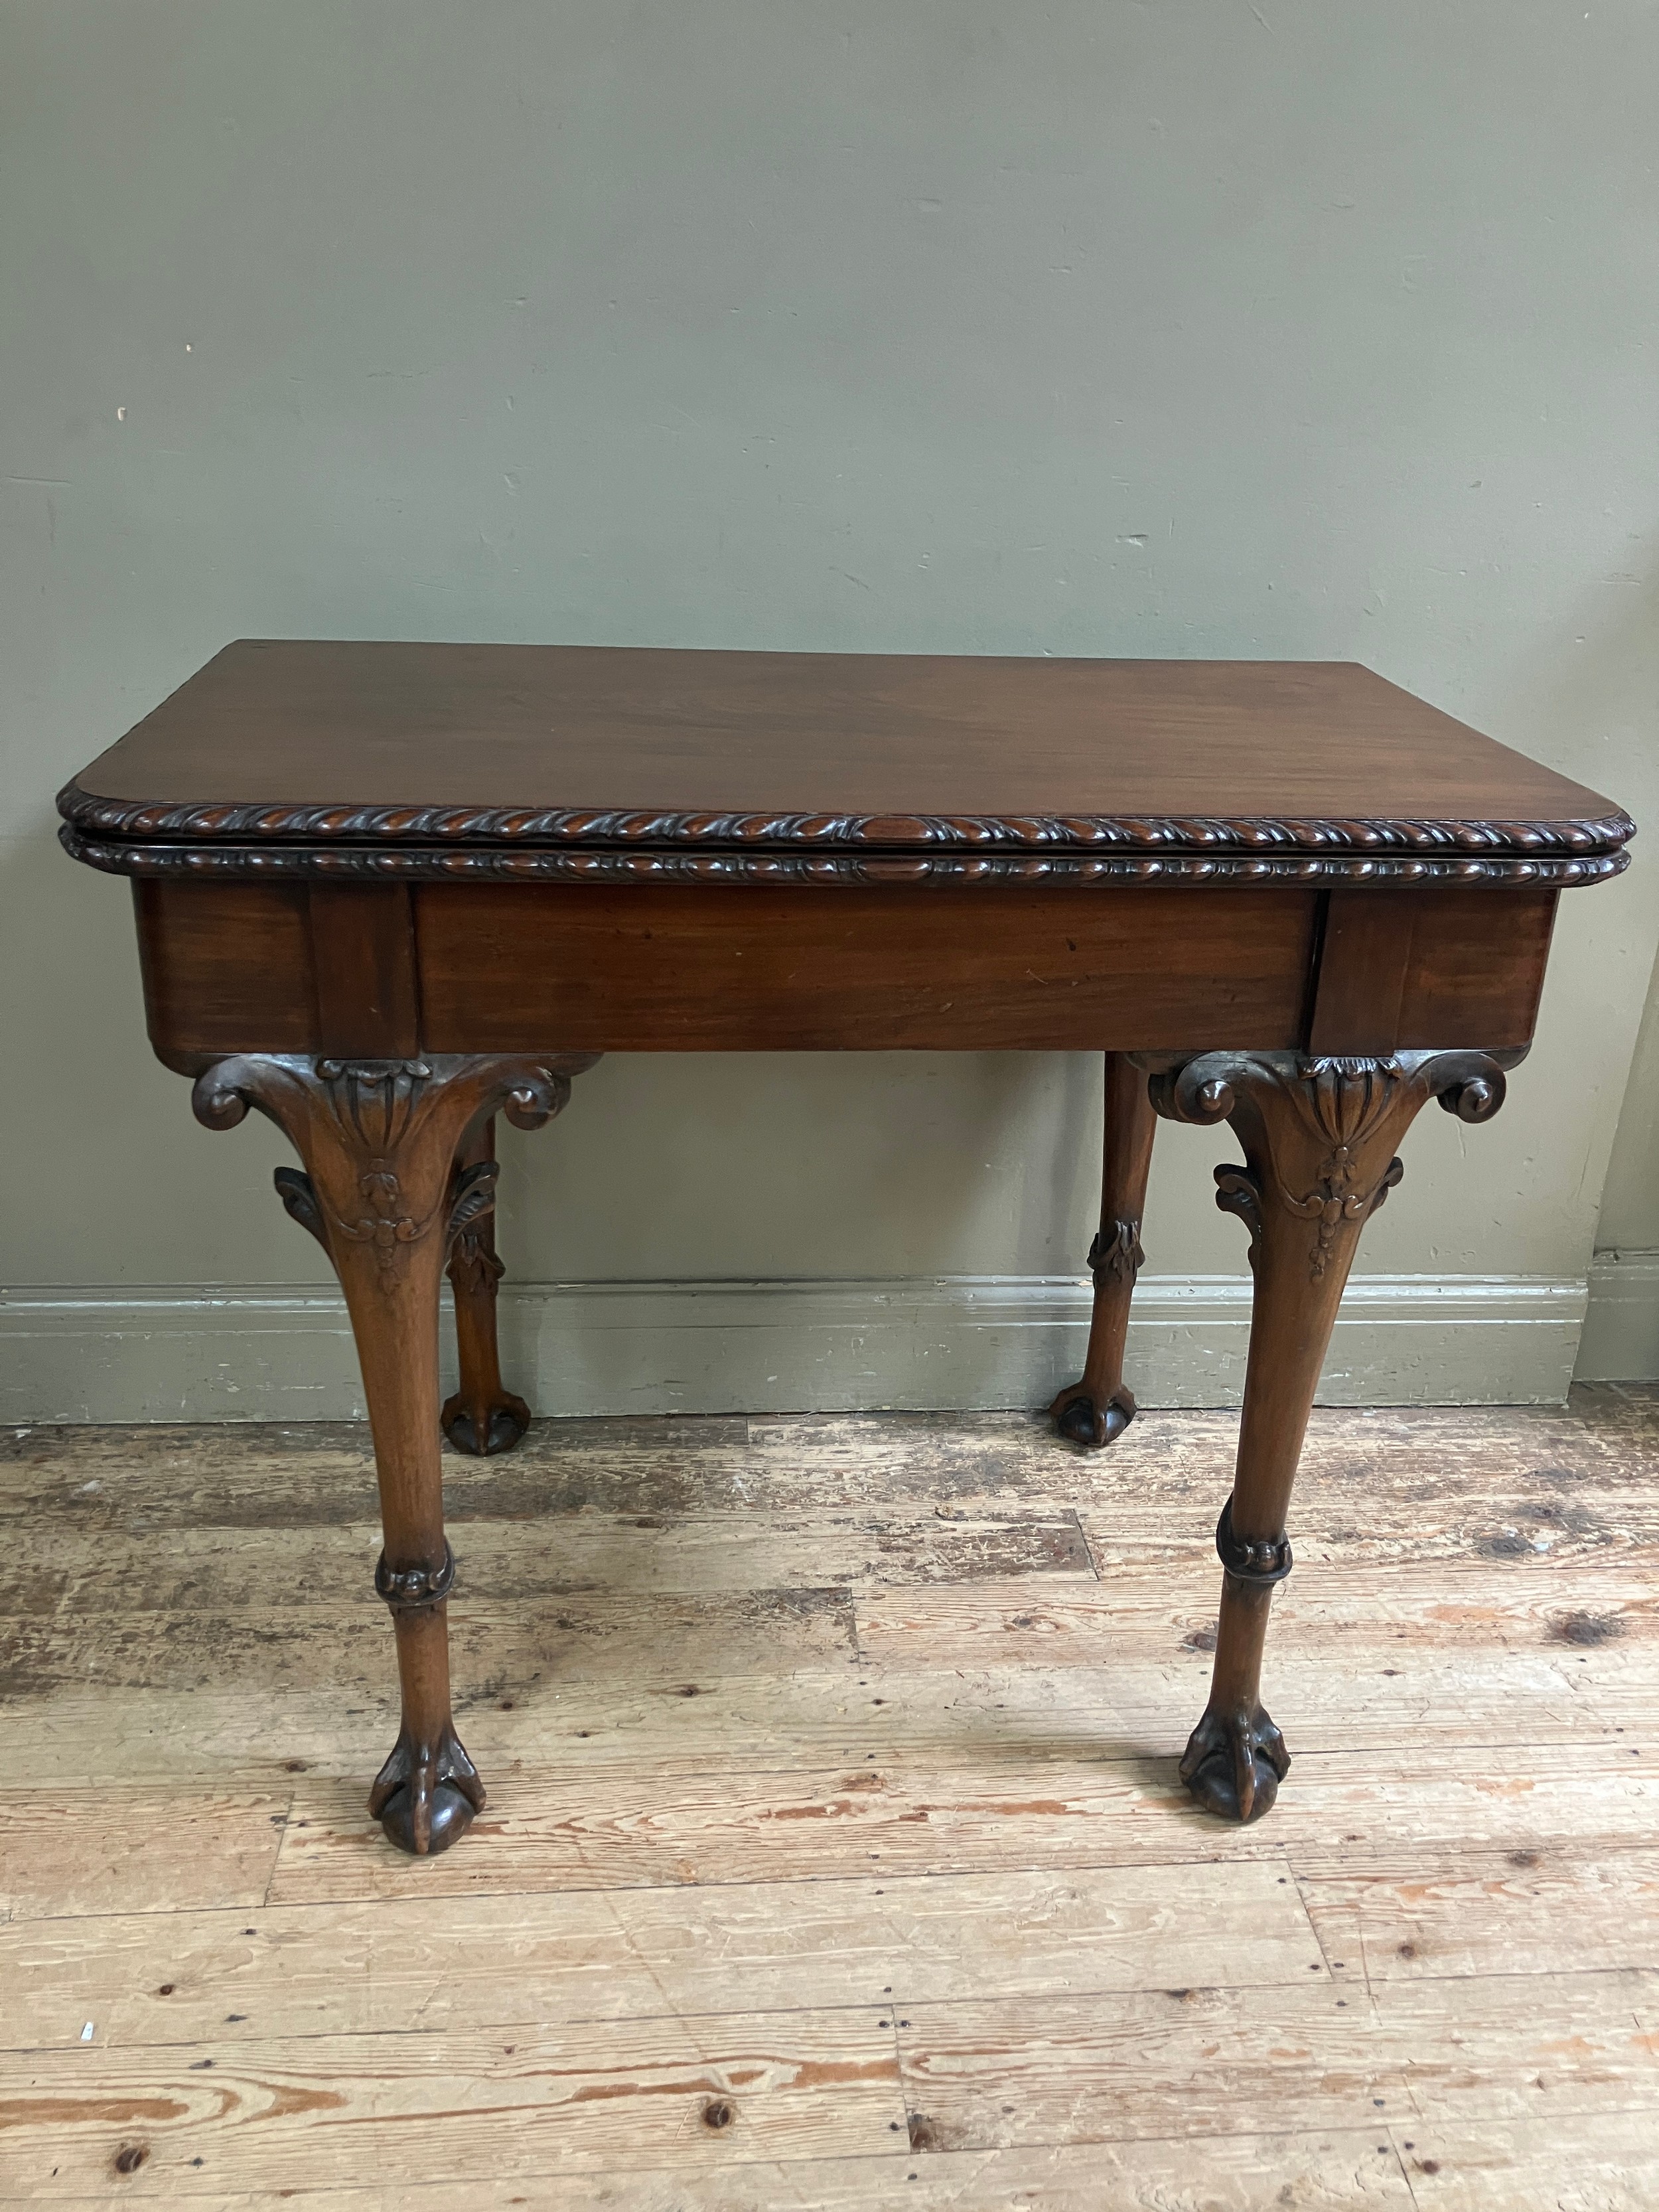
[1575,1250,1659,1382]
[0,1273,1588,1425]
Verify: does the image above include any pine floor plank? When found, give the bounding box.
[4,1647,1643,1779]
[893,1973,1659,2151]
[11,1564,1648,1739]
[0,1860,1323,2053]
[25,2132,1422,2208]
[1368,1968,1659,2116]
[0,1587,860,1700]
[0,2010,903,2199]
[752,1398,1636,1504]
[261,1757,1190,1904]
[11,1396,1658,1528]
[11,1635,1641,1792]
[258,1739,1659,1907]
[853,1561,1659,1666]
[1386,2109,1659,2209]
[0,1792,289,1923]
[0,1508,1095,1615]
[1297,1844,1659,1983]
[0,1416,758,1528]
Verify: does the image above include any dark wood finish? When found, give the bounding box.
[307,885,421,1058]
[190,1052,597,1853]
[1307,891,1416,1055]
[62,644,1632,1852]
[1393,888,1559,1048]
[1048,1055,1158,1447]
[443,1117,530,1457]
[1309,887,1557,1055]
[131,878,1556,1064]
[73,830,1623,890]
[134,881,316,1059]
[62,644,1629,887]
[1143,1048,1518,1820]
[416,884,1319,1054]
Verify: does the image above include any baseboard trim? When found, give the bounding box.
[0,1272,1587,1424]
[1576,1250,1659,1382]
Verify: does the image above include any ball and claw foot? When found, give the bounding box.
[441,1387,531,1456]
[369,1724,486,1855]
[1179,1702,1291,1824]
[1048,1383,1136,1449]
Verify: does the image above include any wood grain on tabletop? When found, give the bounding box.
[66,641,1621,832]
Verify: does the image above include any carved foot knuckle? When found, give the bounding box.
[1216,1499,1293,1585]
[372,1720,484,1854]
[1182,1703,1290,1824]
[374,1540,457,1612]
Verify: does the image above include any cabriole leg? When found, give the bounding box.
[1144,1047,1520,1822]
[193,1050,597,1854]
[443,1116,531,1456]
[1050,1052,1157,1447]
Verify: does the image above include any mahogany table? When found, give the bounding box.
[60,642,1633,1855]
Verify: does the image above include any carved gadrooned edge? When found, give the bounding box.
[58,780,1636,857]
[57,824,1632,889]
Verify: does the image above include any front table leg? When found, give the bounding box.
[1143,1048,1519,1822]
[192,1051,597,1854]
[1050,1053,1157,1447]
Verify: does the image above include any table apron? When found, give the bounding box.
[133,878,1557,1063]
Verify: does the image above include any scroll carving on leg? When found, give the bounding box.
[443,1118,532,1456]
[1139,1046,1523,1822]
[192,1051,599,1854]
[1050,1053,1157,1447]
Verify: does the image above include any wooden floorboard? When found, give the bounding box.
[5,1392,1659,2203]
[1,1861,1323,2050]
[20,2134,1423,2212]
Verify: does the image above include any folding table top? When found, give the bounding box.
[60,640,1630,878]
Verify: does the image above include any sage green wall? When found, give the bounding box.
[3,4,1656,1323]
[1598,950,1659,1256]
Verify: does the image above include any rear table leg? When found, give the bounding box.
[1050,1053,1157,1447]
[443,1116,532,1456]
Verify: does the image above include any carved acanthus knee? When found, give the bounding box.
[1147,1049,1519,1283]
[194,1054,596,1286]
